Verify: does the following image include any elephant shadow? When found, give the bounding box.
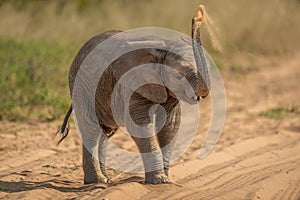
[0,179,105,193]
[0,175,144,194]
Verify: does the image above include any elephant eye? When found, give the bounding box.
[175,72,184,80]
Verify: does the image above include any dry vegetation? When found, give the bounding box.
[0,0,299,121]
[1,0,300,51]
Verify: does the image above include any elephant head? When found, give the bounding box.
[135,5,210,105]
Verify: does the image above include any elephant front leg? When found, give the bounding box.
[82,144,108,184]
[128,95,169,184]
[156,103,180,177]
[131,136,170,184]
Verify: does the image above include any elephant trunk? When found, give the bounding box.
[192,5,210,98]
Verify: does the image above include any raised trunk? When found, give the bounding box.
[192,6,210,97]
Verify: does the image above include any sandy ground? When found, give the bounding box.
[0,54,300,199]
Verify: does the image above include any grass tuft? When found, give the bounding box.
[0,38,77,121]
[259,107,299,119]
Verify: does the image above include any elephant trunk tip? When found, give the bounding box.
[194,5,205,24]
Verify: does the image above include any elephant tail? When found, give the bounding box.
[56,104,73,145]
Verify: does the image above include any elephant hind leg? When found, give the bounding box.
[82,144,108,184]
[98,125,117,182]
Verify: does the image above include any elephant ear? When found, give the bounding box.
[115,41,168,103]
[134,48,168,103]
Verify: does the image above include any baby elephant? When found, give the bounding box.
[58,5,210,184]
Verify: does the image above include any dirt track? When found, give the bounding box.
[0,54,300,199]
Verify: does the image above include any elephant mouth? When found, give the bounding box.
[200,93,208,99]
[187,95,200,104]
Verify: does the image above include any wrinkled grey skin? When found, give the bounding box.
[60,12,209,184]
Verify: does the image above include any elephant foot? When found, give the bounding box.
[164,167,169,177]
[144,172,170,184]
[84,173,109,185]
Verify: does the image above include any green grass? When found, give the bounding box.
[259,107,299,119]
[0,37,77,121]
